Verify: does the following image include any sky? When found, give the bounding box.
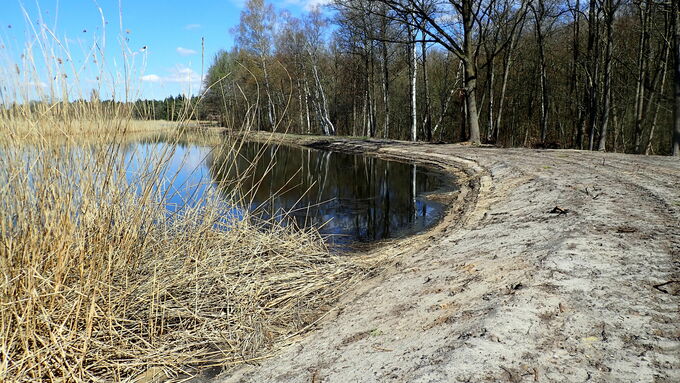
[0,0,324,100]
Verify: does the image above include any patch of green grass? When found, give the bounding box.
[369,328,384,336]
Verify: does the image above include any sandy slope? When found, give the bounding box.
[217,136,680,383]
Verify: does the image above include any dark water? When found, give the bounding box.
[126,140,454,245]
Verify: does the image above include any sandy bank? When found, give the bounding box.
[217,134,680,383]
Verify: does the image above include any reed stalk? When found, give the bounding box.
[0,8,374,382]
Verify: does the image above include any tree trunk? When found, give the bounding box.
[633,3,651,153]
[261,55,276,130]
[487,54,495,143]
[646,20,671,155]
[352,78,357,136]
[422,37,432,141]
[572,0,582,148]
[297,78,305,133]
[433,88,454,137]
[495,22,522,144]
[409,25,418,141]
[363,46,375,137]
[463,0,481,144]
[525,87,535,145]
[673,0,680,156]
[586,0,599,151]
[461,91,468,142]
[362,89,368,136]
[303,70,312,134]
[533,1,550,144]
[613,106,620,151]
[464,61,481,143]
[311,61,335,135]
[598,0,615,151]
[381,40,390,139]
[369,44,377,137]
[380,12,391,139]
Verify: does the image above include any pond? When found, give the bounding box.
[126,138,455,246]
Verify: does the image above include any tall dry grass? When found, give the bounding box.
[0,8,373,382]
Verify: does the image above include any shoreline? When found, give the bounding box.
[242,131,485,257]
[217,132,680,382]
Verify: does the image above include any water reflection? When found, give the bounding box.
[208,142,453,245]
[124,141,215,212]
[5,137,454,245]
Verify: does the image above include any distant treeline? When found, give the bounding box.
[4,96,209,122]
[197,0,679,155]
[16,0,675,155]
[128,96,208,121]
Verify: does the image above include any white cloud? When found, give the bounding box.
[184,24,201,30]
[176,47,198,56]
[140,66,202,85]
[141,74,161,83]
[167,66,201,84]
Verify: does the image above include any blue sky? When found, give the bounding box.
[0,0,323,100]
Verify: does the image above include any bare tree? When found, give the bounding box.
[305,9,336,135]
[235,0,277,129]
[530,0,552,144]
[371,0,497,143]
[673,0,680,156]
[632,0,652,153]
[408,22,418,141]
[379,4,393,138]
[422,36,433,141]
[585,0,600,151]
[203,0,679,155]
[569,0,583,148]
[481,0,528,144]
[598,0,621,151]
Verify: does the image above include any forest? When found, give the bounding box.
[149,0,679,155]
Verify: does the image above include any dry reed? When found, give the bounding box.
[0,9,374,381]
[0,110,374,383]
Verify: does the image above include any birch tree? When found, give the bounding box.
[197,0,679,155]
[235,0,277,129]
[373,0,491,143]
[305,9,336,135]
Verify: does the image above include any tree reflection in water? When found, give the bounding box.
[209,142,454,245]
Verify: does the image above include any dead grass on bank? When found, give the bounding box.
[0,112,375,382]
[0,12,380,380]
[0,111,204,144]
